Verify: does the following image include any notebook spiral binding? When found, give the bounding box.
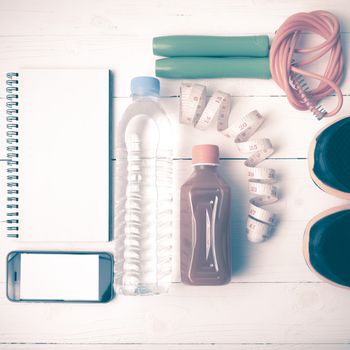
[6,72,19,238]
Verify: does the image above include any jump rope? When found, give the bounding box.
[154,10,345,243]
[270,10,344,119]
[154,10,345,120]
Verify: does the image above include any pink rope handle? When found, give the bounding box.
[270,10,344,118]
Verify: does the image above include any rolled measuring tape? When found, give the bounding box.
[180,83,278,243]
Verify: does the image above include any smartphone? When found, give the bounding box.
[7,251,114,303]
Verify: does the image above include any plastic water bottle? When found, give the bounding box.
[114,77,173,295]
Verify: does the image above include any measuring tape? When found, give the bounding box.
[180,83,278,243]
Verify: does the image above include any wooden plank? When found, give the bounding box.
[0,0,349,36]
[0,282,350,344]
[113,96,348,159]
[1,344,350,350]
[0,162,8,240]
[1,159,347,284]
[0,31,349,97]
[0,77,346,158]
[0,99,6,161]
[1,94,343,160]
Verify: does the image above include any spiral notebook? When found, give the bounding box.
[5,69,111,241]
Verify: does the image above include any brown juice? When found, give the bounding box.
[180,145,231,285]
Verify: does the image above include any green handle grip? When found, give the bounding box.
[153,35,269,57]
[155,57,271,79]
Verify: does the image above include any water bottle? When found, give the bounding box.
[114,77,173,295]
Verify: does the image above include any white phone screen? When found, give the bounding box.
[20,253,100,301]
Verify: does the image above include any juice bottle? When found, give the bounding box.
[180,144,231,285]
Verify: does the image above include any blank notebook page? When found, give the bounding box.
[18,69,110,241]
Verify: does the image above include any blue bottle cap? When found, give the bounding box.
[131,76,160,97]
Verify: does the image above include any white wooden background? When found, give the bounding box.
[1,0,350,349]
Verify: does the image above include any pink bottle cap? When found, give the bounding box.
[192,144,220,165]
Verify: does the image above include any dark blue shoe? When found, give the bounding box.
[304,206,350,288]
[309,116,350,199]
[305,117,350,289]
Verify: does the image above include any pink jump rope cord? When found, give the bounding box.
[270,10,344,118]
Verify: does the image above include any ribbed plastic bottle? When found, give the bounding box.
[180,145,231,285]
[114,77,173,295]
